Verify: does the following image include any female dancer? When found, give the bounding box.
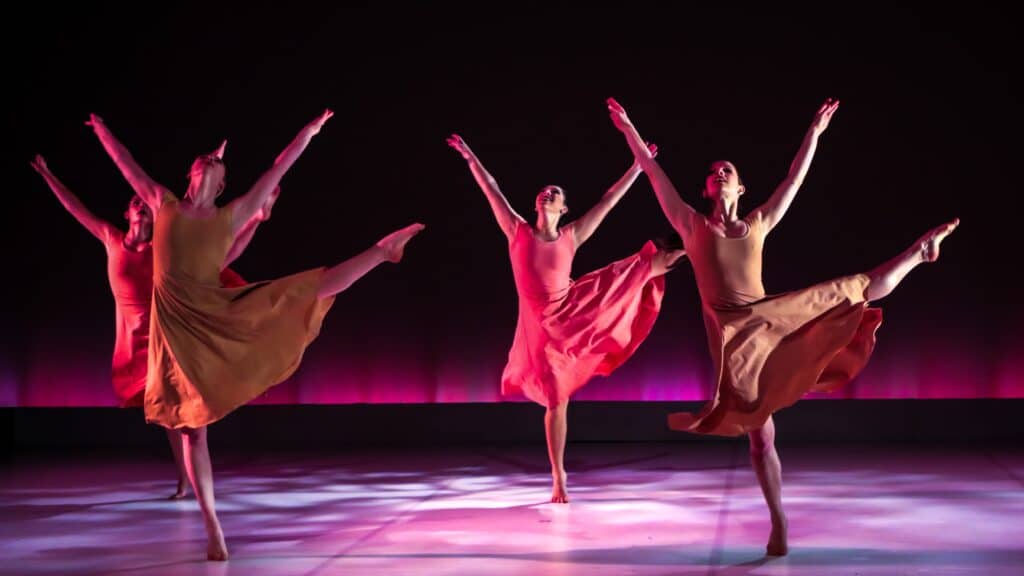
[31,151,271,499]
[91,110,424,560]
[448,133,684,503]
[609,97,958,555]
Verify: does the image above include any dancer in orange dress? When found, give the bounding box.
[609,97,958,555]
[90,110,424,560]
[448,134,685,504]
[31,151,270,499]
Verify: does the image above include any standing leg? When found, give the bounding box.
[749,417,787,556]
[165,428,188,499]
[180,426,228,561]
[545,401,569,503]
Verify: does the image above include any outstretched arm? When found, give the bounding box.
[447,134,525,240]
[222,186,279,268]
[86,114,171,213]
[752,98,839,232]
[569,143,658,248]
[228,109,332,235]
[31,155,114,243]
[607,98,698,239]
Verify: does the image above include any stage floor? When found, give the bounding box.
[3,442,1022,575]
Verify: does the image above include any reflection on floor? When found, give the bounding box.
[3,443,1022,575]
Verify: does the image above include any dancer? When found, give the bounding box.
[448,133,684,503]
[608,97,958,555]
[30,152,272,499]
[91,110,424,560]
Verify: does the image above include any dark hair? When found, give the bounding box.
[537,185,569,206]
[702,161,744,198]
[654,230,683,252]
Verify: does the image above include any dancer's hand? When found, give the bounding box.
[811,98,840,135]
[446,133,476,161]
[85,113,104,129]
[633,142,658,169]
[304,109,333,136]
[607,98,635,132]
[29,154,50,175]
[376,223,426,263]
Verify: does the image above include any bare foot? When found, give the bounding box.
[654,248,687,274]
[919,218,959,263]
[550,470,569,504]
[376,223,426,263]
[169,479,187,500]
[766,515,788,557]
[206,528,229,562]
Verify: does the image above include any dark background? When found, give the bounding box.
[4,4,1019,408]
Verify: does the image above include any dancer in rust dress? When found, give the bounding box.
[31,151,268,499]
[91,110,424,560]
[609,97,958,555]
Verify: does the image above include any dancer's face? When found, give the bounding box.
[124,195,153,225]
[188,154,227,198]
[535,185,567,216]
[704,161,744,201]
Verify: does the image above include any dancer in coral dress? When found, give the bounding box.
[448,133,684,504]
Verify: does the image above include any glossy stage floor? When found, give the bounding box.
[3,442,1022,575]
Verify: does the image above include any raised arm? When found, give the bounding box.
[228,109,332,235]
[86,114,171,213]
[31,155,114,243]
[569,143,658,247]
[607,98,698,239]
[446,134,525,241]
[752,98,839,232]
[222,186,279,269]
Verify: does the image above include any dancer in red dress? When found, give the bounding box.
[449,134,685,503]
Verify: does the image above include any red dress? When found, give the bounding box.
[501,221,666,407]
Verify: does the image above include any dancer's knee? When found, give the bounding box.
[748,421,776,458]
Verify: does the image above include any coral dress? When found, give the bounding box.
[501,221,666,407]
[103,229,154,407]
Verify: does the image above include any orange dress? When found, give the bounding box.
[144,193,334,428]
[501,221,666,407]
[669,211,882,436]
[102,229,246,408]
